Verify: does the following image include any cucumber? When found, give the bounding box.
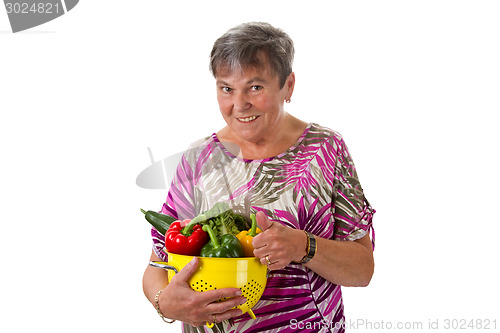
[141,209,176,235]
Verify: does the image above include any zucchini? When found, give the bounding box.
[141,208,176,235]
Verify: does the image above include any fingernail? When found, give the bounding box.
[240,298,247,305]
[235,290,242,296]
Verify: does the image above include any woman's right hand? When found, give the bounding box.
[158,256,246,327]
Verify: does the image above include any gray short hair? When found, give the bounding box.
[210,22,295,88]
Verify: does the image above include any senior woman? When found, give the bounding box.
[143,22,375,333]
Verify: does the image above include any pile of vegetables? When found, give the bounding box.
[141,202,260,258]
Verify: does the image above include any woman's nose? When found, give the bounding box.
[234,92,251,111]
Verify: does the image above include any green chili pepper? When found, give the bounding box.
[200,224,244,258]
[141,208,176,235]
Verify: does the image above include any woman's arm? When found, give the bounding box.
[304,233,374,287]
[143,251,169,305]
[142,251,246,327]
[252,211,374,287]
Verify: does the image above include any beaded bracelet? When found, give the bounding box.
[155,289,175,323]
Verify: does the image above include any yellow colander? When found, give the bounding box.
[150,252,268,325]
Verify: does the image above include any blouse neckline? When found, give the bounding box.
[211,122,313,163]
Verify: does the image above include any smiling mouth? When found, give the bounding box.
[237,115,259,123]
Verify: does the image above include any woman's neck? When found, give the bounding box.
[217,113,308,160]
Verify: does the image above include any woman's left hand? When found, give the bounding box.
[252,211,307,270]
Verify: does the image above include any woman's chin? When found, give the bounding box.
[229,121,261,139]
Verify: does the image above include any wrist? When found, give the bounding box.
[292,229,308,263]
[298,231,317,264]
[155,289,175,324]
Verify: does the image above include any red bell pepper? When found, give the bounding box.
[164,220,208,256]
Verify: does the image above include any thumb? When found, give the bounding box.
[256,211,273,232]
[171,256,199,283]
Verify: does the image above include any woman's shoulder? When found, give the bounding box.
[303,123,345,145]
[180,134,217,161]
[189,135,214,149]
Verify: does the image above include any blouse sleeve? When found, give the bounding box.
[150,144,202,261]
[332,136,375,247]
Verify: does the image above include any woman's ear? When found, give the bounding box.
[285,72,295,101]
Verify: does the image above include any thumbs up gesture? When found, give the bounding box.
[252,211,308,270]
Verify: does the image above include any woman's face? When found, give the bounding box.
[215,59,294,145]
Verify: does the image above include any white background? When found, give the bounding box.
[1,1,499,332]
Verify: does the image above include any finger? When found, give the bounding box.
[206,296,247,314]
[252,228,273,249]
[190,320,209,328]
[252,234,265,250]
[199,287,243,304]
[259,254,286,269]
[259,254,277,266]
[256,211,273,231]
[170,256,198,283]
[209,308,244,323]
[252,245,265,257]
[266,261,286,271]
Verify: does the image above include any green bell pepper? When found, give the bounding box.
[200,224,244,258]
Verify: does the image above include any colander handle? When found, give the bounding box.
[149,261,179,273]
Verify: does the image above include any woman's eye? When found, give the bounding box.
[251,85,263,91]
[222,87,232,93]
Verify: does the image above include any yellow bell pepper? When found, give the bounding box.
[236,213,261,257]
